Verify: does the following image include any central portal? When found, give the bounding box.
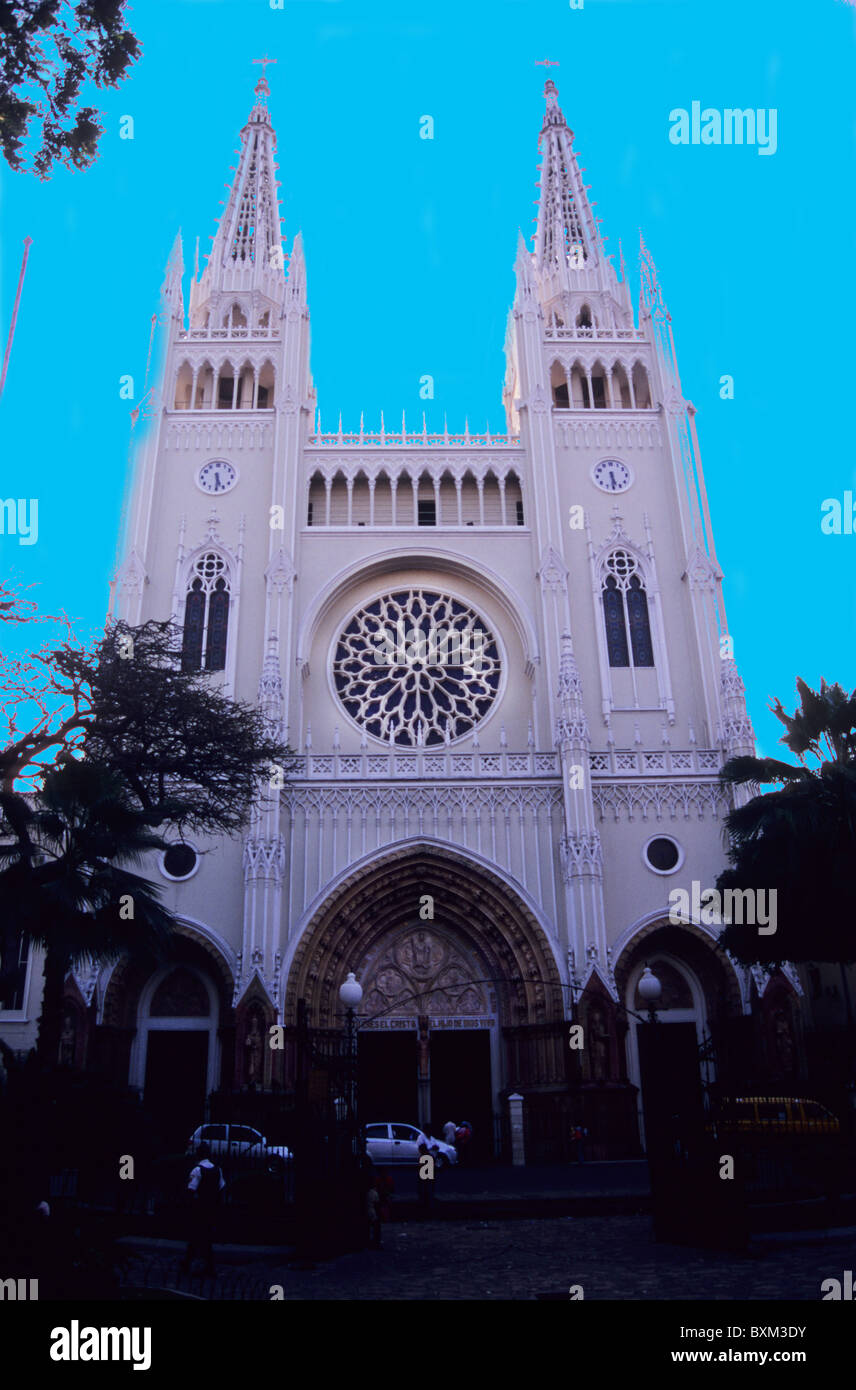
[357,1025,493,1159]
[355,919,497,1144]
[284,844,567,1161]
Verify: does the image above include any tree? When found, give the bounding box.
[0,0,140,179]
[0,616,292,1056]
[716,678,856,966]
[0,760,175,1062]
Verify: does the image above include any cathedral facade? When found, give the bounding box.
[9,74,804,1157]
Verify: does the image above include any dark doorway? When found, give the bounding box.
[430,1030,493,1162]
[144,1030,209,1148]
[637,1021,703,1153]
[358,1031,417,1125]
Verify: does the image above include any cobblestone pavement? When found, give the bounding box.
[123,1216,854,1300]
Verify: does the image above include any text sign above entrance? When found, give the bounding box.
[361,1016,495,1031]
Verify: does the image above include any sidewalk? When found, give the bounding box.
[381,1158,651,1218]
[117,1213,856,1301]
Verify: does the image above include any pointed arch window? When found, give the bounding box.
[182,552,231,671]
[602,550,654,669]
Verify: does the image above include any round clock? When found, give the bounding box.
[592,458,632,494]
[197,459,237,495]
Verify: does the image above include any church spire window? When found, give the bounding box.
[602,550,654,669]
[182,552,231,671]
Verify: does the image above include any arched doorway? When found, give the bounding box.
[614,920,743,1152]
[284,843,565,1159]
[128,965,220,1143]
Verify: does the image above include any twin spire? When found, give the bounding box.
[193,72,608,317]
[191,66,286,313]
[534,79,604,274]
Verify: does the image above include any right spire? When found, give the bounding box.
[534,80,604,273]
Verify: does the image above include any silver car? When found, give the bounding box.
[363,1122,457,1167]
[186,1122,292,1172]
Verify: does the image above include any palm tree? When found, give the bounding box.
[0,758,177,1065]
[716,678,856,966]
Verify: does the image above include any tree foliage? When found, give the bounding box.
[0,0,140,178]
[0,614,293,1054]
[716,679,856,965]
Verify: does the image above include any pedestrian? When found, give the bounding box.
[573,1124,588,1163]
[455,1120,473,1165]
[366,1180,382,1248]
[180,1141,225,1275]
[442,1119,457,1149]
[417,1137,436,1210]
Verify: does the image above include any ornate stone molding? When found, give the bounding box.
[163,420,273,452]
[682,543,721,591]
[282,782,563,818]
[555,417,662,451]
[243,835,285,882]
[115,546,147,598]
[556,716,591,748]
[559,831,603,881]
[592,780,731,822]
[265,546,295,596]
[538,544,568,595]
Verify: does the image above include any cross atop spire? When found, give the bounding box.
[252,54,277,102]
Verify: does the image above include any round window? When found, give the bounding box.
[643,836,681,874]
[332,588,501,746]
[161,843,198,881]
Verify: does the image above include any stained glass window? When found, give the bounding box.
[206,580,230,671]
[182,553,230,672]
[627,575,654,667]
[182,583,205,671]
[333,589,501,745]
[602,550,655,671]
[603,577,629,667]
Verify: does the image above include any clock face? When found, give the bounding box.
[592,458,632,494]
[197,459,237,495]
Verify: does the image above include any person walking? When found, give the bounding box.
[442,1119,457,1150]
[455,1120,473,1165]
[180,1141,225,1275]
[573,1124,588,1164]
[417,1136,436,1211]
[366,1179,382,1248]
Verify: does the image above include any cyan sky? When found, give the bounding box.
[2,0,855,757]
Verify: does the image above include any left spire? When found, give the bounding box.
[196,62,285,301]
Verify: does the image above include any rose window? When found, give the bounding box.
[333,589,501,746]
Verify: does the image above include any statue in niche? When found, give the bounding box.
[588,1004,609,1081]
[411,931,432,973]
[774,1010,795,1075]
[59,1009,77,1067]
[245,1011,263,1085]
[395,928,445,980]
[417,1016,430,1079]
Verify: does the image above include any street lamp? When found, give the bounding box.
[339,972,363,1011]
[637,964,662,1025]
[338,973,363,1149]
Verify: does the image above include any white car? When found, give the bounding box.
[186,1122,292,1171]
[363,1122,457,1167]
